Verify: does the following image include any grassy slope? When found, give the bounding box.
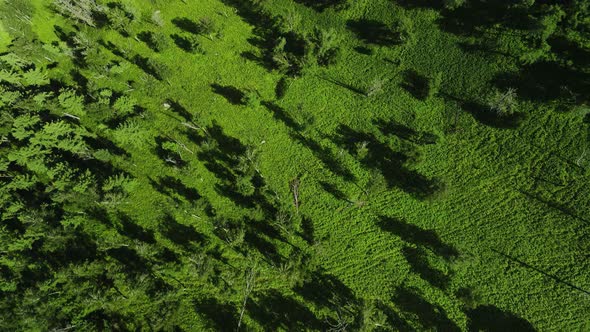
[17,0,590,330]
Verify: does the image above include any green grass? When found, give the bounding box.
[2,0,590,330]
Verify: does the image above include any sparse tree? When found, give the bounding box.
[488,88,518,116]
[366,78,386,97]
[53,0,100,27]
[237,265,257,331]
[290,176,301,213]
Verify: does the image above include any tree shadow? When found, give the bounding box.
[116,213,156,244]
[318,75,366,96]
[131,54,167,80]
[247,290,324,330]
[375,118,438,145]
[519,189,589,225]
[437,1,538,37]
[295,269,358,309]
[53,25,87,67]
[332,125,441,199]
[293,0,348,12]
[291,132,356,182]
[137,31,161,52]
[299,216,315,245]
[107,246,150,275]
[160,213,206,249]
[354,45,373,55]
[85,133,130,157]
[393,287,460,331]
[193,297,238,331]
[402,246,450,289]
[171,17,201,35]
[319,180,347,201]
[170,33,200,53]
[197,122,246,183]
[549,36,590,70]
[347,19,402,46]
[494,61,590,106]
[244,230,284,265]
[377,216,458,259]
[211,83,245,105]
[164,99,193,121]
[462,101,525,129]
[400,69,429,100]
[150,176,201,204]
[466,305,536,332]
[262,101,300,131]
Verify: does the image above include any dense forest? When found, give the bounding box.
[0,0,589,330]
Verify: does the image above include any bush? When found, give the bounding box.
[309,28,341,66]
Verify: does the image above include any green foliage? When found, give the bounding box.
[308,28,341,66]
[58,89,85,118]
[1,1,589,331]
[113,95,137,116]
[488,88,518,116]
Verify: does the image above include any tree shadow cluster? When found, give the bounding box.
[332,123,441,199]
[347,19,404,46]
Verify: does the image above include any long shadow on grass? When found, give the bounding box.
[164,99,193,121]
[437,1,540,37]
[466,305,536,332]
[393,287,461,331]
[402,246,451,289]
[247,290,324,330]
[107,246,151,275]
[293,0,348,12]
[193,297,238,331]
[377,216,458,259]
[160,213,206,249]
[494,61,590,106]
[347,19,402,46]
[150,175,201,204]
[116,213,156,244]
[462,101,525,129]
[291,131,356,182]
[332,124,441,199]
[318,75,366,96]
[517,189,589,225]
[375,118,438,145]
[211,84,245,105]
[172,17,202,35]
[400,69,430,100]
[295,269,360,310]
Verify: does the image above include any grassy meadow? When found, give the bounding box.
[1,0,589,330]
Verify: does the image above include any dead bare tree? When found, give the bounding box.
[290,177,301,213]
[236,265,257,331]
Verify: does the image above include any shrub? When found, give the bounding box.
[366,78,386,97]
[309,28,341,66]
